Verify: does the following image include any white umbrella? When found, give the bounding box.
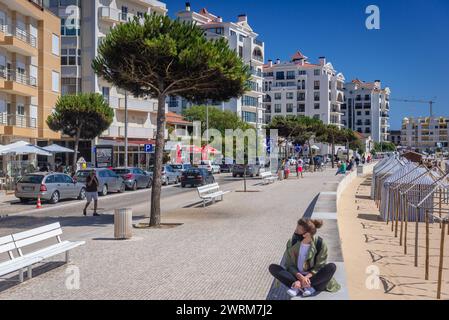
[0,143,52,156]
[0,140,29,153]
[42,144,75,153]
[311,145,320,150]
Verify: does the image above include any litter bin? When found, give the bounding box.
[114,208,133,240]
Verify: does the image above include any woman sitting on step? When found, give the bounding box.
[269,219,340,298]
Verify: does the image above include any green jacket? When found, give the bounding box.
[282,236,341,293]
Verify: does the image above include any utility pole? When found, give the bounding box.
[124,91,128,168]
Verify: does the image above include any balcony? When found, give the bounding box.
[109,95,157,113]
[251,54,264,64]
[0,112,37,137]
[99,7,136,24]
[250,68,263,78]
[104,125,155,139]
[0,70,38,97]
[0,26,38,57]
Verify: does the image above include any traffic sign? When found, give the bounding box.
[144,144,154,153]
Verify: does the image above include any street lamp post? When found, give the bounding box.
[124,91,128,168]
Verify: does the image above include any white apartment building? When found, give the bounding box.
[262,51,345,127]
[342,79,390,143]
[401,116,449,153]
[175,3,265,128]
[45,0,167,166]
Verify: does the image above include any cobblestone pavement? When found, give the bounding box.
[0,169,343,300]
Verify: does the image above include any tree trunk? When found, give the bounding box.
[72,128,81,174]
[150,94,166,227]
[346,139,350,161]
[308,139,314,172]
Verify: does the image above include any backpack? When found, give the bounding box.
[314,236,323,266]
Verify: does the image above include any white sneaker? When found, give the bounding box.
[286,288,301,297]
[302,287,316,297]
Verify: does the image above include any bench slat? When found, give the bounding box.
[11,222,61,242]
[0,235,15,255]
[13,228,62,249]
[20,240,85,261]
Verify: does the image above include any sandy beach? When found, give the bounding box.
[338,174,449,300]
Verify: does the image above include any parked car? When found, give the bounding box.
[15,172,86,204]
[198,160,221,174]
[232,164,261,177]
[219,163,233,173]
[169,163,193,173]
[113,167,152,190]
[75,168,125,196]
[147,165,182,186]
[181,168,215,188]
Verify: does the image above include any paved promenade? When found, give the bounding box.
[0,169,343,300]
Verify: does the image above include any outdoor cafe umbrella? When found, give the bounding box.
[0,141,52,156]
[42,144,75,154]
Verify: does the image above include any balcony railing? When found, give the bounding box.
[0,112,37,128]
[252,55,264,62]
[13,28,37,48]
[1,69,37,87]
[250,69,263,77]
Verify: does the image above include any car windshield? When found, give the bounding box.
[184,169,201,175]
[113,169,131,174]
[19,175,44,184]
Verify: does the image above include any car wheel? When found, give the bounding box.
[101,184,108,196]
[78,188,86,200]
[146,179,152,189]
[119,183,125,193]
[19,198,29,203]
[240,174,244,178]
[164,178,169,186]
[49,191,59,204]
[132,181,138,191]
[232,174,237,177]
[181,184,186,188]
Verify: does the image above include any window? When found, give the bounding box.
[275,104,281,113]
[314,80,320,90]
[266,105,271,113]
[314,103,320,110]
[52,34,59,56]
[241,95,257,107]
[313,114,320,120]
[365,111,370,116]
[298,70,306,75]
[102,87,110,104]
[230,30,236,36]
[286,103,293,113]
[357,111,362,116]
[276,71,285,80]
[60,18,80,36]
[61,48,81,66]
[52,71,60,92]
[239,34,244,42]
[62,77,80,95]
[314,92,320,101]
[238,46,243,58]
[286,71,295,80]
[314,69,321,76]
[286,92,294,100]
[17,105,25,115]
[242,111,256,123]
[274,93,281,100]
[297,104,305,113]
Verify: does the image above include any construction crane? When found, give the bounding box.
[390,98,436,118]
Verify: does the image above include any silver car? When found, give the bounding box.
[15,172,86,204]
[147,165,182,185]
[75,168,125,196]
[113,167,152,190]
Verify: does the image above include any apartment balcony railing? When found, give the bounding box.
[252,55,264,62]
[13,28,37,48]
[99,7,135,23]
[250,69,263,77]
[1,69,37,87]
[0,113,37,128]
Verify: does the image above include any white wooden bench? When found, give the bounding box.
[260,171,278,184]
[197,183,230,207]
[0,222,85,283]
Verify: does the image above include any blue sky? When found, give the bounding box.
[164,0,449,130]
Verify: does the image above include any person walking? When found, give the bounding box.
[83,170,100,216]
[296,158,304,178]
[284,159,290,179]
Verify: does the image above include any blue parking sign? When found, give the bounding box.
[144,144,154,153]
[295,145,302,153]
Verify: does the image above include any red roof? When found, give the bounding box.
[292,51,306,61]
[166,112,192,125]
